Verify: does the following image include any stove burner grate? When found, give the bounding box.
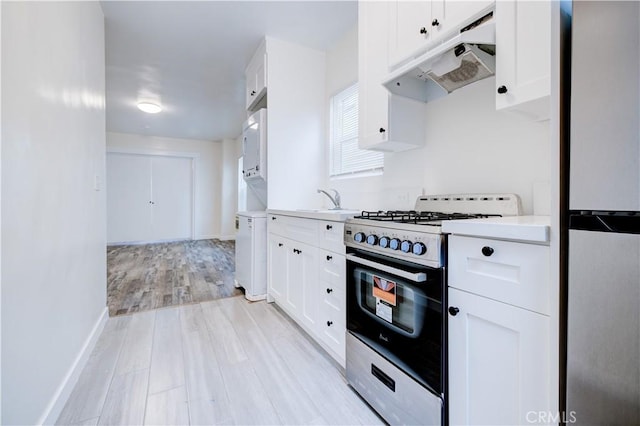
[355,210,501,224]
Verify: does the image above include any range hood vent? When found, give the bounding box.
[382,12,496,103]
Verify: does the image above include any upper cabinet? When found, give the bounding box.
[359,1,426,152]
[388,0,493,70]
[495,0,551,121]
[245,40,267,112]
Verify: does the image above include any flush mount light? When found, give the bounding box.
[137,102,162,114]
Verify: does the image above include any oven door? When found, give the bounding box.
[346,250,444,395]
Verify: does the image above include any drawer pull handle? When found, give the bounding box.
[448,306,460,316]
[481,246,494,257]
[326,255,332,261]
[326,224,333,230]
[326,321,333,327]
[326,288,333,294]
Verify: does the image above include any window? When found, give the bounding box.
[330,83,383,177]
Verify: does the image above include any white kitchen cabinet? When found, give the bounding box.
[267,213,348,366]
[446,221,552,425]
[245,40,267,112]
[387,0,493,69]
[495,0,551,120]
[358,0,426,152]
[448,288,550,426]
[387,1,432,68]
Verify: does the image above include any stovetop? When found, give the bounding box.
[344,194,523,268]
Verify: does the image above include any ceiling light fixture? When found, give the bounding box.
[137,102,162,114]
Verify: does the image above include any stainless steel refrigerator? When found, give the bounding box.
[566,1,640,423]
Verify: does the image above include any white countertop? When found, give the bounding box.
[267,209,360,222]
[441,215,551,243]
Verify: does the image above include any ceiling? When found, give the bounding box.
[102,1,358,142]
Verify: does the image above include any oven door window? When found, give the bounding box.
[355,268,427,338]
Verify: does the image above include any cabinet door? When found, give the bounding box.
[388,1,432,68]
[358,0,390,150]
[267,234,287,303]
[255,52,267,97]
[245,60,258,110]
[298,241,319,330]
[495,0,551,120]
[448,288,551,425]
[430,0,492,41]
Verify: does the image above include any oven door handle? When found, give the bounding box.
[346,253,427,282]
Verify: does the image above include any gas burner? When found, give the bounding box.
[355,210,501,225]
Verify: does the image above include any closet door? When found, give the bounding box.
[150,156,192,241]
[107,153,193,244]
[107,153,152,243]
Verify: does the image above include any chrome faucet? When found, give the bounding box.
[317,188,341,210]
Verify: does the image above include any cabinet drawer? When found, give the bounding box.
[317,221,345,253]
[268,214,317,245]
[319,250,346,308]
[448,235,550,315]
[319,300,346,364]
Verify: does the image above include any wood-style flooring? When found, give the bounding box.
[56,296,383,426]
[107,239,241,316]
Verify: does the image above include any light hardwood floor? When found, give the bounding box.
[107,240,241,316]
[56,296,384,426]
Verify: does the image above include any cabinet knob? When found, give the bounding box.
[278,243,283,247]
[481,246,494,257]
[271,216,276,220]
[379,127,386,133]
[448,306,460,316]
[419,27,428,35]
[432,18,440,27]
[326,255,333,261]
[326,321,333,327]
[497,85,508,94]
[250,90,256,96]
[326,224,333,230]
[326,288,333,294]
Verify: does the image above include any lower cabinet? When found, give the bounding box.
[448,287,550,425]
[267,215,347,366]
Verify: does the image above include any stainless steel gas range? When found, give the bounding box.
[344,194,522,425]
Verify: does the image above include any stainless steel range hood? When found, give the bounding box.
[382,13,496,103]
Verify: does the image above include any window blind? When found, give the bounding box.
[330,83,383,177]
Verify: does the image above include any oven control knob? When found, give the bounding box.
[379,236,390,248]
[366,234,379,245]
[389,238,401,250]
[354,232,366,243]
[412,242,427,255]
[400,240,413,253]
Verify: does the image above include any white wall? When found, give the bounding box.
[324,27,551,215]
[266,37,326,210]
[1,2,107,424]
[107,132,224,240]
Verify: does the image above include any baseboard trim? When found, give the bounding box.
[39,307,109,425]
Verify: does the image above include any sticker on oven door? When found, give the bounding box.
[373,275,397,306]
[376,299,393,323]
